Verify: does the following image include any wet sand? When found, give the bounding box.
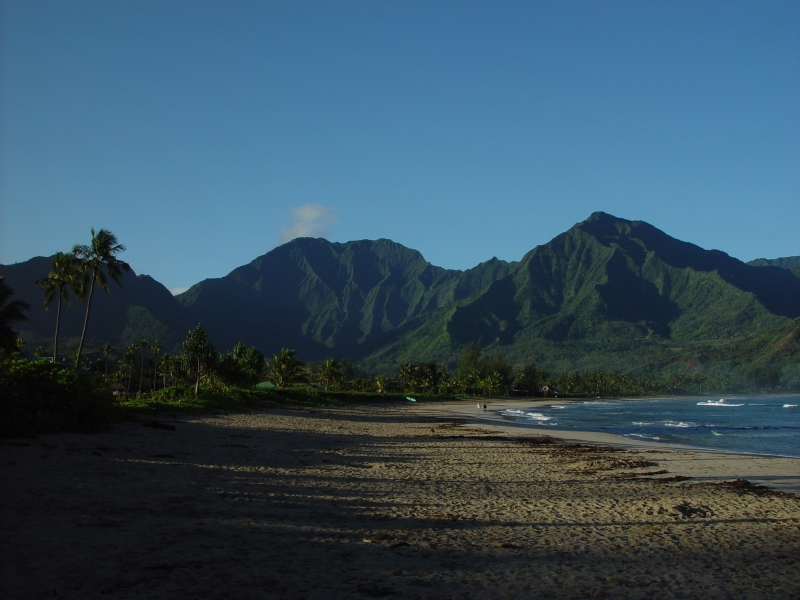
[436,399,800,494]
[2,403,799,599]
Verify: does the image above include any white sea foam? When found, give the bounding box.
[632,421,653,426]
[697,399,743,407]
[712,431,724,436]
[550,405,569,410]
[664,421,695,428]
[784,404,798,408]
[627,433,661,441]
[582,401,618,406]
[526,412,552,421]
[500,409,526,416]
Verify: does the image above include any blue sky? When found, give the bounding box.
[2,1,798,294]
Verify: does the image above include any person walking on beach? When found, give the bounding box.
[483,403,487,414]
[477,402,481,414]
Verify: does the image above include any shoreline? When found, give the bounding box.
[424,399,800,494]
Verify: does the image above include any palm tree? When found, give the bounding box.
[375,375,389,393]
[314,357,341,391]
[138,339,149,392]
[122,345,137,395]
[158,353,171,388]
[72,229,130,367]
[0,276,31,353]
[269,348,305,388]
[35,252,81,362]
[100,343,114,379]
[151,340,163,390]
[182,325,218,395]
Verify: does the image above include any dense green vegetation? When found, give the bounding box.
[0,357,115,437]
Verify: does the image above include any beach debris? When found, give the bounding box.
[387,541,410,549]
[496,541,520,549]
[654,475,690,484]
[672,501,712,519]
[142,420,176,431]
[406,397,416,402]
[718,478,788,497]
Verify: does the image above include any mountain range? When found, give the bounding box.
[3,212,799,384]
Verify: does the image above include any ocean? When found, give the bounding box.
[498,394,800,458]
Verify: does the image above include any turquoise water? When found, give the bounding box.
[498,395,800,458]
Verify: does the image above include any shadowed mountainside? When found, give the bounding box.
[176,238,517,358]
[748,256,800,279]
[0,257,192,355]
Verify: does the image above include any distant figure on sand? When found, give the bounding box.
[483,403,487,414]
[477,402,481,414]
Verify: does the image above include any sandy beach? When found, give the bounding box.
[2,401,799,599]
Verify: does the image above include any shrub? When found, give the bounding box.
[147,385,194,403]
[0,358,115,437]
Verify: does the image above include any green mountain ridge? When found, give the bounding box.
[357,213,800,383]
[747,256,800,279]
[176,237,518,357]
[3,213,798,386]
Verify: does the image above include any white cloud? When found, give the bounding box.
[170,287,189,296]
[280,204,337,243]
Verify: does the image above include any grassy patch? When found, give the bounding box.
[114,385,457,416]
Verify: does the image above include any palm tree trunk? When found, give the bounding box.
[139,351,144,392]
[75,270,96,367]
[53,292,62,362]
[153,352,158,391]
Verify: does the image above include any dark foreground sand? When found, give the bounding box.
[2,403,799,599]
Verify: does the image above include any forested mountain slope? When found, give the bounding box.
[176,238,517,358]
[359,213,800,376]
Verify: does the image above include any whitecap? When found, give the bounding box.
[627,433,661,441]
[526,412,552,421]
[784,404,798,408]
[500,409,526,416]
[711,431,724,436]
[632,421,653,426]
[697,399,743,407]
[582,401,616,405]
[664,421,696,428]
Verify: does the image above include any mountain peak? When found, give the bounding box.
[576,211,636,233]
